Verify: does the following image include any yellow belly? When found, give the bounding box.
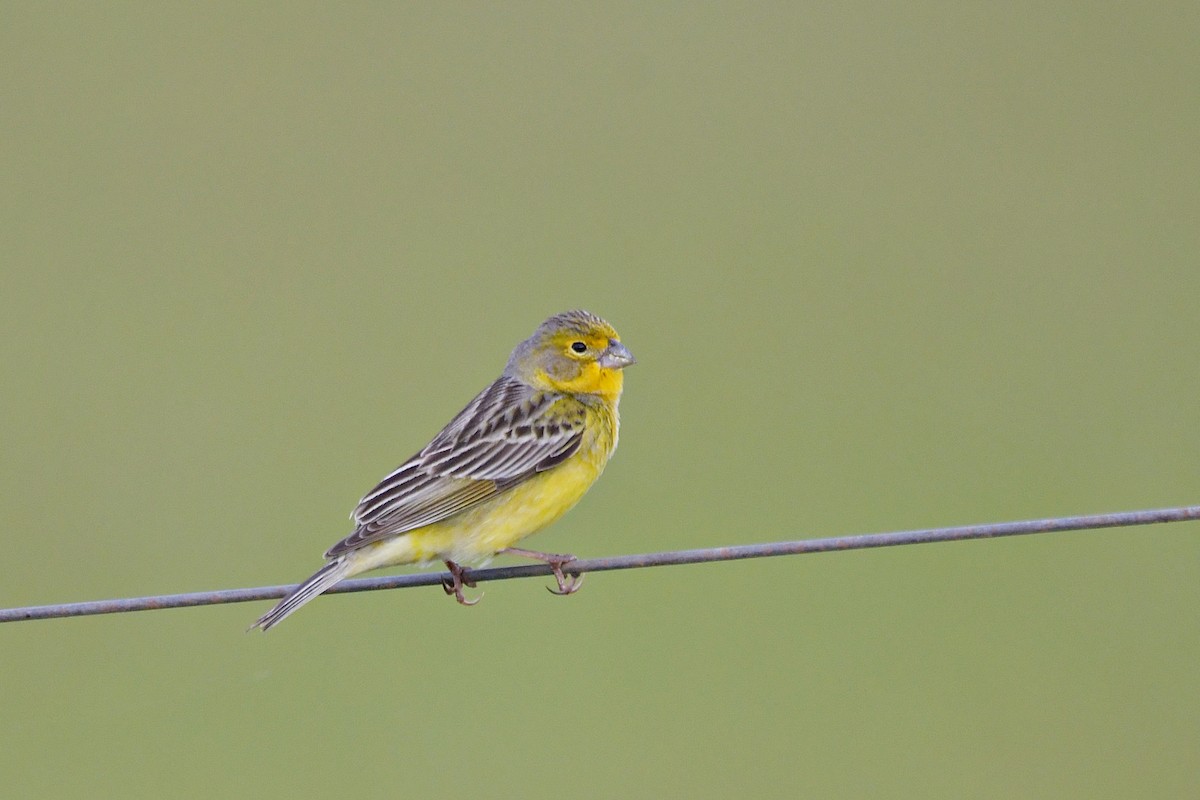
[345,445,607,574]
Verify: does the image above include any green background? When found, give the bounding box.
[3,3,1198,797]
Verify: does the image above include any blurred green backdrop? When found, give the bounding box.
[2,3,1198,798]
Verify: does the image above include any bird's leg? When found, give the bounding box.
[499,547,585,596]
[441,560,482,606]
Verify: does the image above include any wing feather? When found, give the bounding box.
[325,376,584,558]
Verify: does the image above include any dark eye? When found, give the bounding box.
[570,341,587,353]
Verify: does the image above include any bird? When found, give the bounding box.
[250,309,635,630]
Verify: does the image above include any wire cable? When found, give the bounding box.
[2,504,1196,623]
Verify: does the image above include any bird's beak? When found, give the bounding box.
[599,340,636,369]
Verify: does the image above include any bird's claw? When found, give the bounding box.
[442,561,482,606]
[546,562,585,595]
[499,547,585,597]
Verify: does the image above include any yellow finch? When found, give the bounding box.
[251,309,634,630]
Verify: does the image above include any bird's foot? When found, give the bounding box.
[441,560,482,606]
[499,547,586,596]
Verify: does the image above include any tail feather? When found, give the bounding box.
[250,559,351,631]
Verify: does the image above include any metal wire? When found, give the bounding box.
[2,505,1197,624]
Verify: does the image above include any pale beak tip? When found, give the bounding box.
[600,341,636,369]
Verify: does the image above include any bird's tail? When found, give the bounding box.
[250,558,352,632]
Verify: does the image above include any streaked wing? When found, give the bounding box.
[324,376,584,558]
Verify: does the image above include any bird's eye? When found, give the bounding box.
[570,341,587,353]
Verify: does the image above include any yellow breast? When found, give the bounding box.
[349,400,619,572]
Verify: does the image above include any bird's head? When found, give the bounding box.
[506,309,636,398]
